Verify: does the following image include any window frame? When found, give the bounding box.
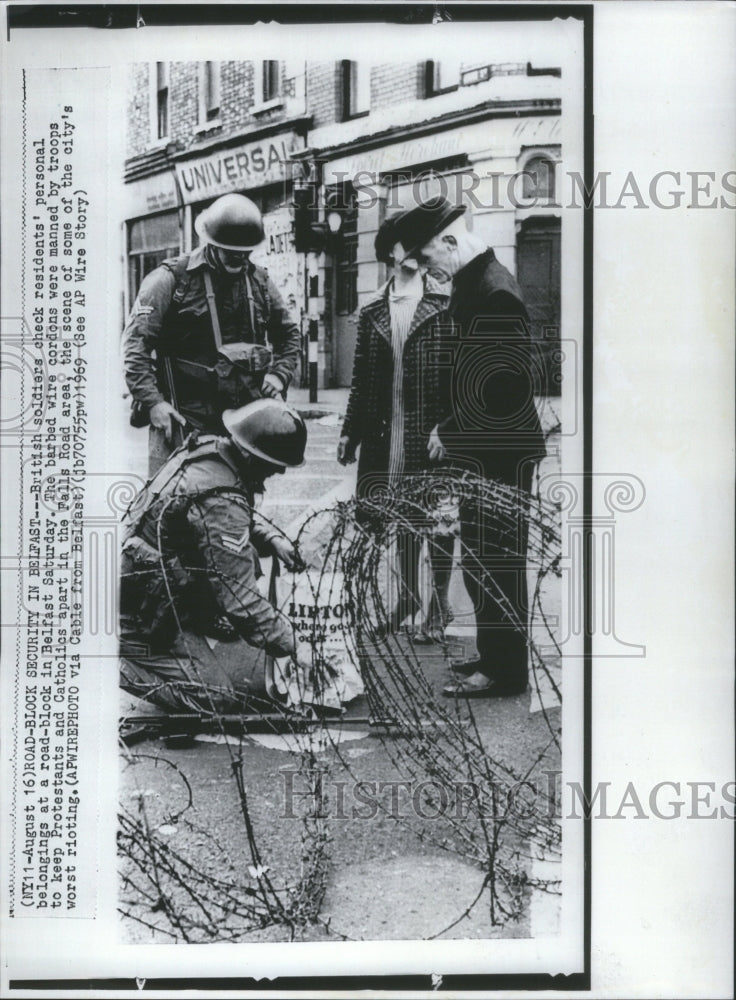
[127,211,182,302]
[424,59,461,97]
[252,60,283,114]
[331,183,359,315]
[263,60,280,102]
[152,61,170,142]
[341,60,370,121]
[517,149,561,207]
[197,61,221,128]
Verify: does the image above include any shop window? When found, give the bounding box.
[128,212,181,301]
[199,61,221,124]
[155,62,169,140]
[334,185,358,315]
[522,155,557,201]
[425,59,461,96]
[341,61,370,120]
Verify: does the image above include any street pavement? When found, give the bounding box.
[258,389,356,536]
[119,385,562,943]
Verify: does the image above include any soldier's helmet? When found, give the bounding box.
[223,399,307,469]
[194,193,265,251]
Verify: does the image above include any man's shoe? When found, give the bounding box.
[442,671,528,699]
[450,656,483,677]
[413,625,444,645]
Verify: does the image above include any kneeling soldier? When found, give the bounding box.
[119,398,309,715]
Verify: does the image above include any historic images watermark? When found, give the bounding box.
[287,159,736,212]
[2,308,645,660]
[279,769,736,822]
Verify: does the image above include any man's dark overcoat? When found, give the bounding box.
[437,248,546,479]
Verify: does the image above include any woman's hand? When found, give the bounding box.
[427,425,447,462]
[337,436,356,465]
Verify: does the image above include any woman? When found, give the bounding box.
[337,212,455,640]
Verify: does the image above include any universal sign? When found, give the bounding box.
[174,132,303,204]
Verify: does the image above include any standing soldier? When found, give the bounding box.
[119,398,312,715]
[123,193,301,475]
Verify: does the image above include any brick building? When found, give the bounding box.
[123,59,562,390]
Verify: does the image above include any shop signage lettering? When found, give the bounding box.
[175,133,301,203]
[250,206,302,313]
[124,169,179,220]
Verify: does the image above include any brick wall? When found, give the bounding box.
[306,62,340,127]
[370,63,424,108]
[306,62,424,127]
[168,62,199,148]
[126,61,280,158]
[126,63,151,157]
[128,60,433,158]
[216,61,254,140]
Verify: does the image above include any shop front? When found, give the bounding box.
[122,168,183,315]
[123,125,308,380]
[173,130,307,342]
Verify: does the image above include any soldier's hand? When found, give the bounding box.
[337,436,356,465]
[261,373,285,398]
[150,401,186,443]
[270,535,304,572]
[293,641,314,675]
[427,425,447,462]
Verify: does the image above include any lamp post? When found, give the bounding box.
[306,254,319,404]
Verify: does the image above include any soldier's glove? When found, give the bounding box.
[150,400,187,444]
[293,643,341,678]
[261,373,285,398]
[293,641,314,676]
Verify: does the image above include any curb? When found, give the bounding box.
[296,408,339,420]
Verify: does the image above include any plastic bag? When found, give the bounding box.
[270,569,364,710]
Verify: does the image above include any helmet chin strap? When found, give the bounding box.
[204,243,225,273]
[205,243,245,277]
[230,439,282,482]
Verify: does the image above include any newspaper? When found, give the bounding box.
[0,4,733,997]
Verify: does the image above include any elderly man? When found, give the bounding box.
[123,193,301,475]
[395,196,546,698]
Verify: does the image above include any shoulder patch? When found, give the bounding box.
[220,526,250,553]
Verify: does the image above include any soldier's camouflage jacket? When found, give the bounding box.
[120,435,294,658]
[122,246,301,427]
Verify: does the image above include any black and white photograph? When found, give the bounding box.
[115,23,581,952]
[0,3,733,997]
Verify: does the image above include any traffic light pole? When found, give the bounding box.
[307,251,319,404]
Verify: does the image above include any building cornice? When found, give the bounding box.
[124,147,173,183]
[293,98,560,164]
[170,114,312,162]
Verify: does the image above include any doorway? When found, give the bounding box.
[516,216,561,396]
